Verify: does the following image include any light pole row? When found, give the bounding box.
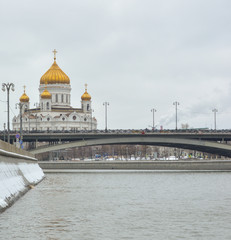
[152,103,218,131]
[103,101,219,131]
[0,84,220,143]
[150,103,178,132]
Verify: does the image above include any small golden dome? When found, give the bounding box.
[41,88,52,99]
[20,87,29,102]
[81,84,91,101]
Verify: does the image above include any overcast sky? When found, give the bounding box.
[1,0,231,130]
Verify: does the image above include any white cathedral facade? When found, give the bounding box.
[12,50,97,132]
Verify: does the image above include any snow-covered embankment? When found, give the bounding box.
[0,140,44,212]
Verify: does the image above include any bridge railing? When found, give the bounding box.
[2,128,231,134]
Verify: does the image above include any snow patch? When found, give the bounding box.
[0,162,44,211]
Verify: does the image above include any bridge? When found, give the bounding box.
[11,131,231,157]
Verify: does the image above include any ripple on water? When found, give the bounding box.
[0,172,231,240]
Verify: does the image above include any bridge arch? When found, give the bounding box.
[30,136,231,157]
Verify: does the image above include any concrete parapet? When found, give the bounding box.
[0,140,35,160]
[38,160,231,171]
[0,140,44,213]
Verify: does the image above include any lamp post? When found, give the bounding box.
[35,114,38,131]
[16,102,24,147]
[34,102,40,131]
[173,101,180,131]
[28,108,30,133]
[24,105,30,133]
[3,123,6,142]
[91,109,94,131]
[103,102,109,132]
[2,83,15,143]
[212,108,218,130]
[151,108,157,131]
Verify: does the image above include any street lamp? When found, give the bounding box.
[24,105,30,133]
[91,109,94,131]
[34,102,40,131]
[3,123,6,142]
[103,102,109,132]
[2,83,15,143]
[151,108,157,131]
[212,108,218,130]
[28,107,30,133]
[173,101,180,131]
[16,102,24,147]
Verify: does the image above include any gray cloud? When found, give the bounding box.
[1,0,231,130]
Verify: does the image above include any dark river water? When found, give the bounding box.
[1,171,231,240]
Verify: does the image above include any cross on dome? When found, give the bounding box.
[23,85,26,93]
[85,83,88,91]
[53,49,57,60]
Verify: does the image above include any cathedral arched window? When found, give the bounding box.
[87,104,90,111]
[56,94,58,103]
[61,94,64,103]
[73,116,76,120]
[47,102,49,110]
[66,94,68,103]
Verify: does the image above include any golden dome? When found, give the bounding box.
[81,84,91,101]
[20,87,29,102]
[40,50,70,84]
[40,61,70,84]
[41,88,52,99]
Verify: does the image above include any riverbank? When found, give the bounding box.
[38,160,231,172]
[0,140,44,213]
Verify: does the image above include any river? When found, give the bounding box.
[0,171,231,240]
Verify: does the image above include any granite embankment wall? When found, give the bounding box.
[0,140,44,212]
[39,160,231,171]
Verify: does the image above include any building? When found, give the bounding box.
[12,50,97,132]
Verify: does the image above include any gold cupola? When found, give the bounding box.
[41,86,52,99]
[81,84,91,101]
[40,49,70,85]
[20,86,30,102]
